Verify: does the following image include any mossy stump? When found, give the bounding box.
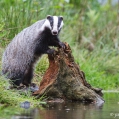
[34,43,104,103]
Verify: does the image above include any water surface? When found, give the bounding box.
[4,93,119,119]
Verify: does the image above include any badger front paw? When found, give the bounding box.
[59,42,65,49]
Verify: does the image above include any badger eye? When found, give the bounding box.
[50,21,53,24]
[49,20,53,28]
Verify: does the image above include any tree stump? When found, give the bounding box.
[34,43,104,103]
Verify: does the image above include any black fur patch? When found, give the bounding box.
[47,16,53,29]
[58,17,63,28]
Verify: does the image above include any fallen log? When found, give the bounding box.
[34,43,104,103]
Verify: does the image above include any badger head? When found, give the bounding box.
[46,15,64,35]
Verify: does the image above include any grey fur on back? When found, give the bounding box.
[2,19,46,79]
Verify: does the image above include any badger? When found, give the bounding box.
[2,15,65,87]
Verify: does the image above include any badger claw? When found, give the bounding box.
[59,42,65,49]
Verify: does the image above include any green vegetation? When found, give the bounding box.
[0,77,42,106]
[0,0,119,107]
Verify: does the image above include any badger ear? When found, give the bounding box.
[47,15,51,19]
[60,16,63,20]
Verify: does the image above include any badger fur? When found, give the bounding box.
[2,15,64,86]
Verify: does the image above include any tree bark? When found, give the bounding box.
[34,43,104,103]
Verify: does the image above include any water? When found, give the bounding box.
[3,93,119,119]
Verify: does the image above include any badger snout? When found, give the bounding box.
[52,30,58,35]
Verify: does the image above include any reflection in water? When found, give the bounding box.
[12,102,103,119]
[12,108,39,119]
[12,93,119,119]
[39,102,104,119]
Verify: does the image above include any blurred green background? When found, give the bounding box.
[0,0,119,91]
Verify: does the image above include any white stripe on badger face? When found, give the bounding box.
[52,16,58,35]
[59,20,64,30]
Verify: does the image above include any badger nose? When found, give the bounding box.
[52,30,58,35]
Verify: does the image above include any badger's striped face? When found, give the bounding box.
[46,15,64,35]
